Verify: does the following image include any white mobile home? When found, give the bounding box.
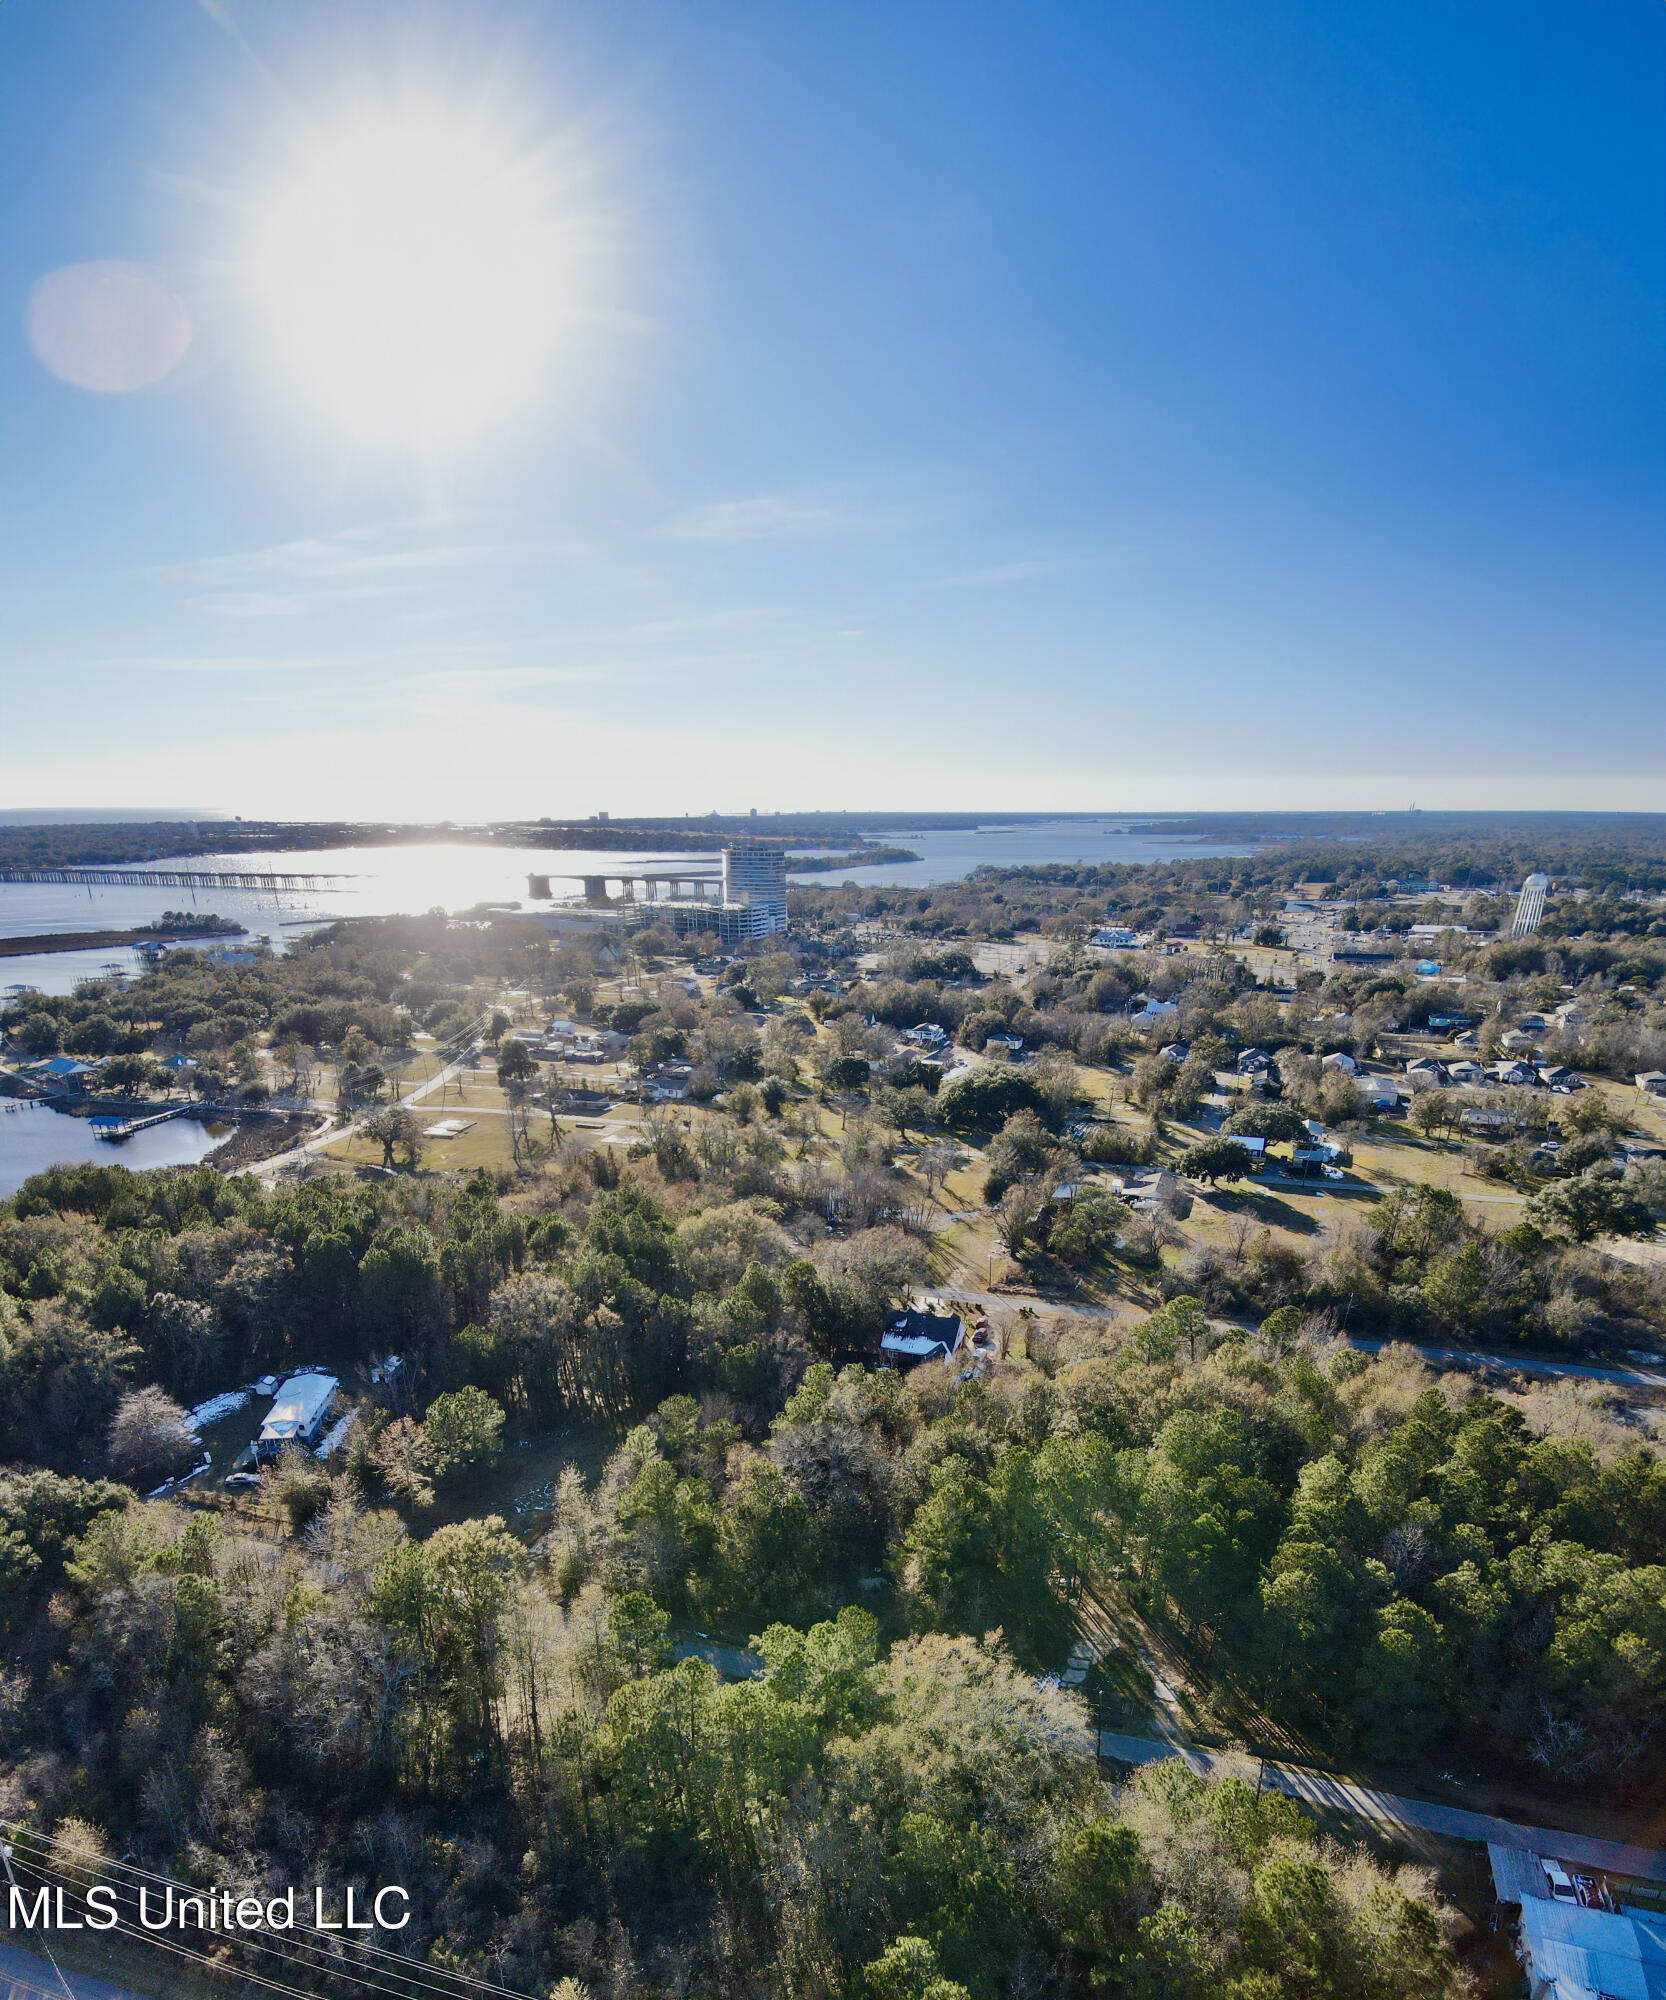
[256,1372,338,1459]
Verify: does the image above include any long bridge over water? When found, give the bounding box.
[0,866,351,890]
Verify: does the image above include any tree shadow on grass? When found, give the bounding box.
[1206,1186,1325,1235]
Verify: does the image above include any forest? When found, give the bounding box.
[6,861,1666,1995]
[2,1146,1513,1999]
[2,1113,1663,1995]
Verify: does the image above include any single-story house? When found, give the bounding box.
[1636,1071,1666,1098]
[1111,1168,1193,1219]
[1488,1842,1666,2000]
[985,1031,1024,1053]
[1158,1042,1190,1067]
[1226,1135,1267,1160]
[1448,1059,1487,1086]
[1353,1076,1404,1109]
[1131,1000,1179,1028]
[1405,1057,1447,1082]
[1538,1065,1582,1090]
[1499,1029,1539,1054]
[903,1022,950,1050]
[882,1308,964,1366]
[1092,927,1140,949]
[23,1056,100,1090]
[1491,1060,1538,1087]
[1236,1049,1273,1075]
[256,1372,338,1460]
[1519,1013,1549,1032]
[30,1055,98,1079]
[1321,1051,1359,1074]
[1453,1030,1480,1049]
[1460,1106,1518,1133]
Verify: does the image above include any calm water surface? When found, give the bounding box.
[787,819,1253,887]
[0,822,1254,943]
[0,1101,226,1198]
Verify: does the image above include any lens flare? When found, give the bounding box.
[26,261,192,393]
[245,95,577,452]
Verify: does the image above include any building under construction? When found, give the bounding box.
[524,845,788,943]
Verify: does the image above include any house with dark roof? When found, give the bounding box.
[881,1308,964,1366]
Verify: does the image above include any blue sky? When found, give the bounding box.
[2,0,1662,818]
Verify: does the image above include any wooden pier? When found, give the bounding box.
[92,1104,197,1141]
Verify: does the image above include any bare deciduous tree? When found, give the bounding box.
[106,1387,198,1488]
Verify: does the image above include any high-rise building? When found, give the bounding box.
[1511,872,1549,938]
[719,846,788,935]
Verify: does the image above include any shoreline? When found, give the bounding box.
[0,927,236,958]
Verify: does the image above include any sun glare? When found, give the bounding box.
[246,96,575,452]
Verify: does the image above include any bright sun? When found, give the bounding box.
[246,96,574,452]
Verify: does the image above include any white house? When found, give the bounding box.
[256,1372,338,1460]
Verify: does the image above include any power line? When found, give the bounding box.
[6,1849,425,2000]
[3,1830,535,1998]
[0,1834,78,2000]
[5,1854,324,2000]
[0,1837,540,2000]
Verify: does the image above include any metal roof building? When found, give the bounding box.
[1491,1845,1666,2000]
[256,1371,338,1459]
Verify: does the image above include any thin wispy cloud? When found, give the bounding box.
[89,651,382,674]
[927,557,1078,590]
[198,592,309,619]
[147,522,547,588]
[200,583,420,618]
[661,492,885,543]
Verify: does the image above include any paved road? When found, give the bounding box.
[1098,1733,1666,1882]
[1350,1336,1666,1391]
[0,1941,147,2000]
[930,1298,1666,1388]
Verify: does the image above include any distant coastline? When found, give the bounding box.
[785,845,922,872]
